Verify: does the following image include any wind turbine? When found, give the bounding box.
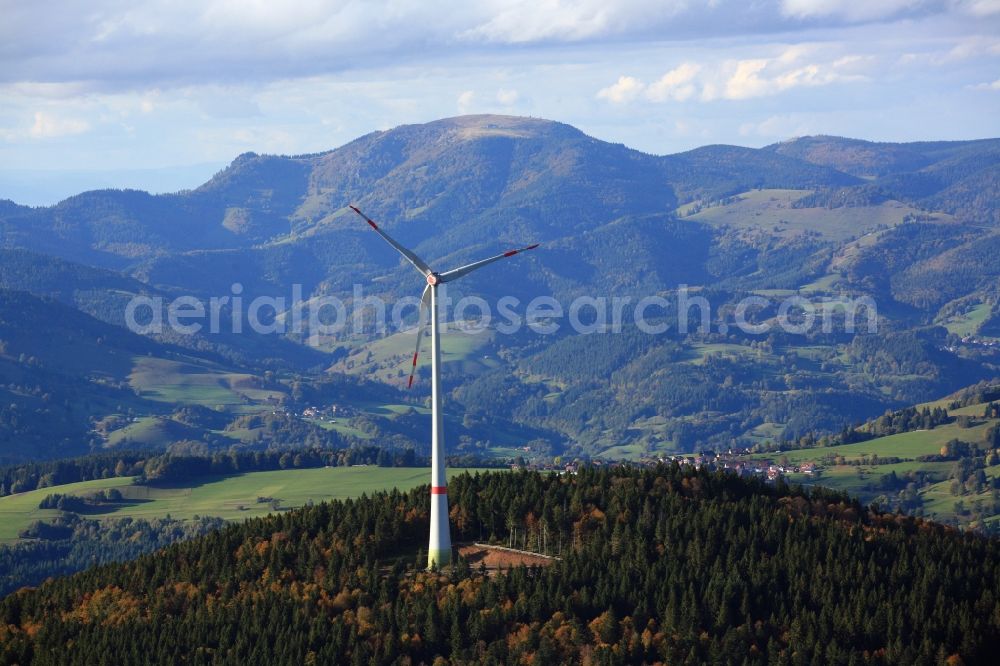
[350,205,538,568]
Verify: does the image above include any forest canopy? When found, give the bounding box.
[2,465,998,664]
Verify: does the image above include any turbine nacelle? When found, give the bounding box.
[349,203,539,389]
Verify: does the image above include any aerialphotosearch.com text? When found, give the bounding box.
[124,283,878,343]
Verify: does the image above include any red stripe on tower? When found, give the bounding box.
[431,486,447,494]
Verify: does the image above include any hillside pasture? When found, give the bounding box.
[0,467,490,543]
[129,356,284,408]
[332,327,496,386]
[681,189,929,241]
[759,420,992,464]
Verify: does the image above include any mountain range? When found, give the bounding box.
[1,114,999,462]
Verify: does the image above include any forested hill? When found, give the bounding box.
[3,466,999,664]
[2,115,999,460]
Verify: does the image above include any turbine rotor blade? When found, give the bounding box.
[407,284,432,388]
[437,243,540,283]
[349,205,433,277]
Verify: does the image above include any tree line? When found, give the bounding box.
[0,447,426,498]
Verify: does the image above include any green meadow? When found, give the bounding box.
[681,189,932,242]
[940,301,992,338]
[769,390,1000,529]
[757,420,992,465]
[332,327,497,385]
[0,467,490,543]
[129,356,284,408]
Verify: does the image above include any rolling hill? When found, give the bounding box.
[0,289,394,462]
[767,135,1000,223]
[1,115,999,460]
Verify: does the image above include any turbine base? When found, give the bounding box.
[427,547,452,569]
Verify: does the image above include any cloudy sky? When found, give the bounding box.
[2,0,999,204]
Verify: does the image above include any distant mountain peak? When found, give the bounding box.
[765,134,932,177]
[404,114,575,134]
[362,115,585,148]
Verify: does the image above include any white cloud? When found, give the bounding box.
[462,0,614,43]
[971,77,1000,89]
[599,46,872,105]
[457,90,475,114]
[956,0,1000,16]
[496,88,520,105]
[645,62,700,101]
[28,112,90,138]
[715,46,869,100]
[721,59,771,100]
[1,82,91,100]
[780,0,924,21]
[1,0,998,190]
[596,75,645,103]
[934,35,1000,63]
[457,0,712,45]
[0,0,992,96]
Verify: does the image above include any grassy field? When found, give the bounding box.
[129,356,285,408]
[333,326,496,386]
[103,416,220,449]
[940,302,992,337]
[746,422,785,444]
[918,465,1000,524]
[757,420,992,464]
[599,442,649,459]
[0,467,491,543]
[915,396,986,417]
[0,476,137,542]
[115,355,437,445]
[684,342,762,365]
[765,389,1000,530]
[798,273,842,294]
[788,461,953,495]
[681,189,928,242]
[309,417,374,439]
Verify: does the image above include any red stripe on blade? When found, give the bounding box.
[526,244,539,250]
[412,352,418,366]
[503,250,518,257]
[408,375,414,388]
[367,219,378,229]
[431,486,447,494]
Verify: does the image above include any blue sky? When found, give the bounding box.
[1,0,999,205]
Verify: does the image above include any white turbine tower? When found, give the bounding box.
[350,205,538,569]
